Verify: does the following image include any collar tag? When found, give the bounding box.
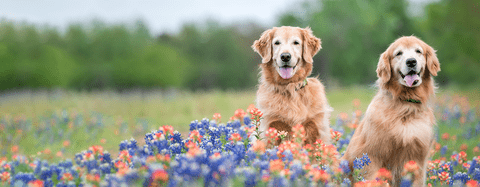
[295,79,308,91]
[405,99,421,104]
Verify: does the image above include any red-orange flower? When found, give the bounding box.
[250,107,263,120]
[229,133,242,142]
[11,145,18,153]
[375,168,392,180]
[330,129,342,142]
[186,147,203,158]
[438,171,449,182]
[466,180,479,187]
[61,173,74,182]
[354,180,384,187]
[474,146,480,153]
[189,130,202,143]
[234,109,246,119]
[27,180,44,187]
[252,140,266,154]
[89,145,104,156]
[265,128,279,144]
[159,125,174,136]
[246,104,256,114]
[352,99,361,108]
[307,168,330,183]
[118,150,132,163]
[441,133,449,140]
[63,140,70,147]
[0,171,11,182]
[212,113,221,122]
[292,124,306,142]
[152,169,169,182]
[269,159,284,173]
[86,174,101,183]
[402,160,420,178]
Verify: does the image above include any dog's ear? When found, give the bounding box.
[424,43,440,76]
[252,28,275,63]
[376,51,391,83]
[301,27,321,63]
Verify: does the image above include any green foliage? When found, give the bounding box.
[280,0,418,85]
[0,0,478,90]
[420,0,480,85]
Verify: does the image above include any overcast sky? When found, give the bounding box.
[1,0,434,35]
[1,0,301,34]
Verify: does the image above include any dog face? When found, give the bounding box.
[377,36,440,87]
[252,26,321,80]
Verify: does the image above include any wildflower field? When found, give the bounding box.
[0,88,479,186]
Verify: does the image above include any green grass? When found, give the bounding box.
[0,86,478,161]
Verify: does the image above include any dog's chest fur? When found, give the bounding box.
[256,78,326,125]
[364,93,434,166]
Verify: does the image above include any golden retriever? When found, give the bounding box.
[342,36,440,186]
[252,26,332,145]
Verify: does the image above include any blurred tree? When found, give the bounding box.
[280,0,419,86]
[421,0,480,85]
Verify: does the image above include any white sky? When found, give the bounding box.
[1,0,300,34]
[1,0,435,34]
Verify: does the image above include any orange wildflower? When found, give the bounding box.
[229,133,242,142]
[441,133,449,140]
[269,159,284,173]
[376,168,392,180]
[234,109,246,119]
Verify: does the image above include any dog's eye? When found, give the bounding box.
[274,41,280,45]
[293,41,299,45]
[396,51,403,56]
[416,49,422,54]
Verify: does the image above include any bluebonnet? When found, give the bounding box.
[469,159,477,175]
[400,178,412,187]
[353,157,363,169]
[440,145,448,156]
[171,131,183,144]
[339,160,351,174]
[452,172,470,184]
[39,166,52,180]
[243,116,251,126]
[100,163,112,174]
[11,172,36,185]
[342,178,351,186]
[58,160,73,169]
[100,152,112,164]
[361,153,371,166]
[189,120,199,131]
[472,168,480,180]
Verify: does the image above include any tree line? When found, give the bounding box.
[0,0,478,91]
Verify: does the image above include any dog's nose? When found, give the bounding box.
[281,53,291,62]
[406,58,417,67]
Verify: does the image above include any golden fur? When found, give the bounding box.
[252,26,332,145]
[342,36,440,186]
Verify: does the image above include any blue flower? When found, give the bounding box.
[400,178,412,187]
[440,145,447,156]
[361,153,371,166]
[243,116,251,126]
[452,172,469,184]
[339,160,351,174]
[469,159,477,175]
[353,157,363,170]
[119,140,128,151]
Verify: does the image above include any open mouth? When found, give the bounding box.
[278,65,297,79]
[399,70,421,87]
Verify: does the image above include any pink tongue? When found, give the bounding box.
[279,67,293,79]
[404,74,420,87]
